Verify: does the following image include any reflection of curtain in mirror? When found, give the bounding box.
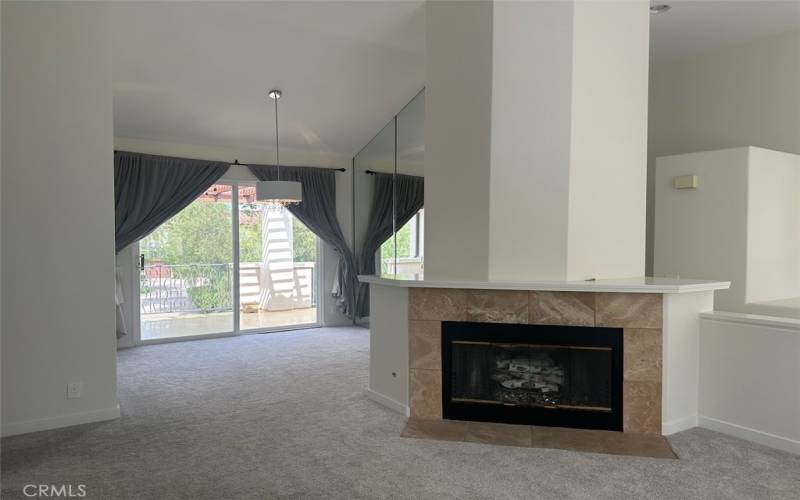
[259,207,303,311]
[356,173,424,317]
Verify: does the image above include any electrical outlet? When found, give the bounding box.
[67,382,82,399]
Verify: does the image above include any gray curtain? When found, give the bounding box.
[114,151,229,252]
[355,173,424,318]
[247,164,359,320]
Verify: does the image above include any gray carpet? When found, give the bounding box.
[2,327,798,499]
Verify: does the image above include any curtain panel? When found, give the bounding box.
[114,151,229,252]
[355,173,424,318]
[113,151,229,338]
[247,164,359,320]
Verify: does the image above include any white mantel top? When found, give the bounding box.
[358,274,730,294]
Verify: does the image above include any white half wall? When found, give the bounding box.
[654,147,749,312]
[745,147,800,304]
[654,146,800,316]
[367,284,409,414]
[661,291,715,435]
[699,312,800,455]
[2,2,119,436]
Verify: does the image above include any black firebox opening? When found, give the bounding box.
[442,321,623,431]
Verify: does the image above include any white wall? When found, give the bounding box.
[654,147,800,315]
[566,0,649,281]
[424,0,493,281]
[367,284,409,414]
[662,291,715,435]
[488,0,573,281]
[654,148,749,312]
[746,147,800,304]
[647,29,800,273]
[699,312,800,455]
[427,0,649,283]
[2,2,119,435]
[112,136,354,331]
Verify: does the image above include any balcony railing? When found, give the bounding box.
[140,262,316,315]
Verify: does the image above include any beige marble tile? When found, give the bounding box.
[402,418,467,442]
[530,426,675,458]
[623,380,662,434]
[408,288,468,321]
[410,369,442,419]
[409,320,441,370]
[464,421,532,447]
[466,290,528,324]
[624,329,662,383]
[530,426,613,454]
[596,293,662,329]
[529,291,596,326]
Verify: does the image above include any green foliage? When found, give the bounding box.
[292,217,317,262]
[186,275,232,312]
[380,216,415,273]
[142,201,232,266]
[141,198,319,312]
[239,203,262,263]
[142,202,317,266]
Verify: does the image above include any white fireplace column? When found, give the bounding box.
[424,0,650,282]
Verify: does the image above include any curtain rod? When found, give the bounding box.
[113,151,346,172]
[232,159,345,172]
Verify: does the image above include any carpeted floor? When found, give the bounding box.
[2,327,798,499]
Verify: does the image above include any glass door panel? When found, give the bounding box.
[238,185,319,331]
[139,184,234,340]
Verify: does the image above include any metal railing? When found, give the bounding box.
[140,262,316,315]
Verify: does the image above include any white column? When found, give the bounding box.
[425,0,650,282]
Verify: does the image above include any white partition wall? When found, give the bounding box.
[2,2,119,435]
[654,146,800,316]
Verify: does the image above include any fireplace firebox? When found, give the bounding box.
[442,321,623,431]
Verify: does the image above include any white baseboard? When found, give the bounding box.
[1,404,121,437]
[662,414,698,435]
[699,415,800,455]
[366,388,409,416]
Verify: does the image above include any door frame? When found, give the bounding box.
[128,180,323,347]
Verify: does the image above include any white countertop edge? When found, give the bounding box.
[358,275,731,294]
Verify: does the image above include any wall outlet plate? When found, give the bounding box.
[67,382,83,399]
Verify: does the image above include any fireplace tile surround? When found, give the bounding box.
[362,275,729,438]
[408,289,663,434]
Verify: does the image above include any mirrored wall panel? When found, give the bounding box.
[394,90,425,277]
[353,89,424,282]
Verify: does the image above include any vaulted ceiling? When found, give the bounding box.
[112,1,425,161]
[112,1,798,165]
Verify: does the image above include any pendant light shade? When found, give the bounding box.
[256,180,302,205]
[255,89,302,207]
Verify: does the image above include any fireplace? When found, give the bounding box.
[442,321,623,431]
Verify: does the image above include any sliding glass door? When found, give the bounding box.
[138,183,320,342]
[139,184,234,340]
[237,185,319,332]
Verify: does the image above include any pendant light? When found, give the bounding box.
[256,89,302,207]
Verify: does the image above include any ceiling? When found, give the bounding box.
[111,1,425,163]
[650,1,800,66]
[112,1,798,164]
